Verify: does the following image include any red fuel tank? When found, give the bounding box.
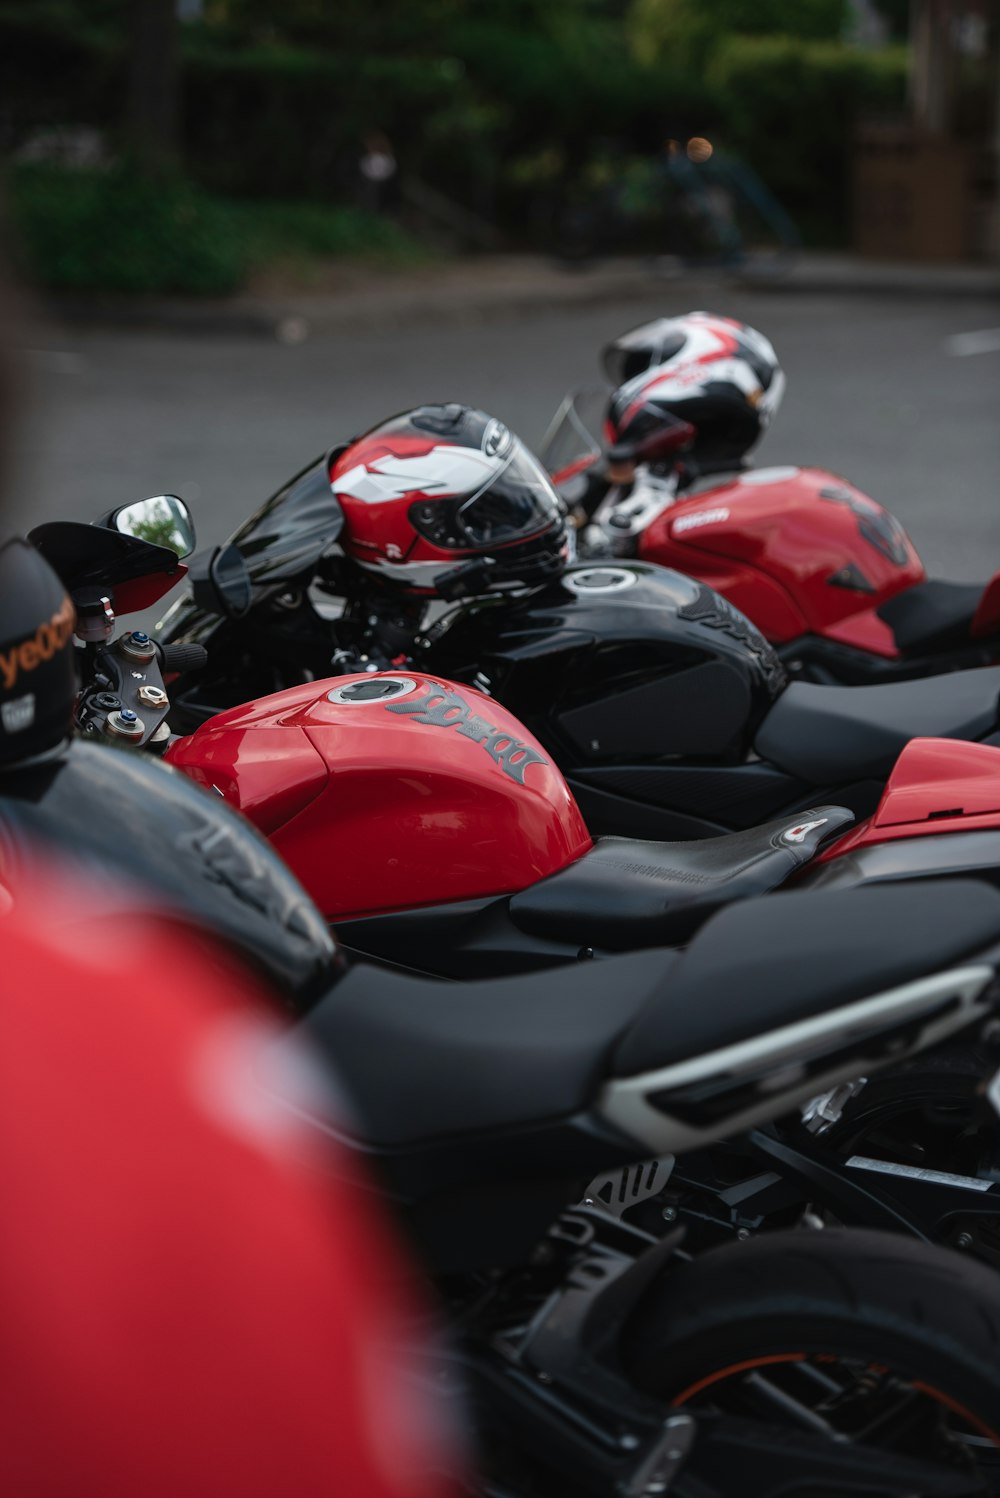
[166,672,592,921]
[638,466,925,653]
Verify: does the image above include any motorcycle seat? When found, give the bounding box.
[878,578,987,654]
[755,666,1000,786]
[293,948,677,1146]
[505,807,853,950]
[288,881,1000,1149]
[612,878,1000,1076]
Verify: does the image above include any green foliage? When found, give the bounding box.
[0,0,914,257]
[225,199,424,265]
[8,166,250,293]
[6,166,424,294]
[629,0,850,68]
[0,0,125,49]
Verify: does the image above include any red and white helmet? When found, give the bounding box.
[602,312,785,468]
[330,405,569,595]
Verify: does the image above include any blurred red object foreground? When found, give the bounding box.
[0,875,456,1498]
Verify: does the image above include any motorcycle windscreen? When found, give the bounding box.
[539,388,605,499]
[229,455,345,586]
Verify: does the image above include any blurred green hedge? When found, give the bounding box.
[0,3,909,270]
[8,166,249,293]
[7,165,423,294]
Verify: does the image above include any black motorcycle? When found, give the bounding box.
[152,461,1000,841]
[277,876,1000,1495]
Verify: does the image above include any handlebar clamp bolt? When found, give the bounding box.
[121,631,156,663]
[105,708,146,740]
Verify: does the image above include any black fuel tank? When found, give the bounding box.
[425,563,786,767]
[0,737,337,1006]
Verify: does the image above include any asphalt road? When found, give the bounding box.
[11,287,1000,587]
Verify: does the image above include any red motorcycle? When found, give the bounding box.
[163,662,1000,974]
[544,312,1000,684]
[163,662,1000,1272]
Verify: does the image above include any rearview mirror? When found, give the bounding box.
[113,496,196,559]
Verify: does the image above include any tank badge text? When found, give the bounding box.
[386,685,548,785]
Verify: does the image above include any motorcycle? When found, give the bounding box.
[148,470,1000,841]
[275,872,1000,1495]
[10,501,338,1009]
[29,503,1000,1474]
[162,641,1000,1270]
[138,495,1000,1281]
[543,385,1000,685]
[35,500,1000,987]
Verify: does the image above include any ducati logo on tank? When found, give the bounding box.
[385,684,548,785]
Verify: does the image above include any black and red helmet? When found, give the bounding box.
[603,312,785,469]
[330,405,569,595]
[327,410,565,596]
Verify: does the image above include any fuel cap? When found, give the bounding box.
[327,676,418,705]
[564,567,638,594]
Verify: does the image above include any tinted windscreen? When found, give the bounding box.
[230,457,344,585]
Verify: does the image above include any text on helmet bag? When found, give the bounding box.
[0,595,75,692]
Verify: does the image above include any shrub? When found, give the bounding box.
[6,165,425,294]
[8,165,250,293]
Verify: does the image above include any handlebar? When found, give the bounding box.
[75,631,208,753]
[158,641,209,675]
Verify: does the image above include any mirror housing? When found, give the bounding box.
[111,496,196,560]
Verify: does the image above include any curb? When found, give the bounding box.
[45,255,1000,340]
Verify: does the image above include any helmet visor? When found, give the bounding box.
[602,326,686,389]
[410,440,561,552]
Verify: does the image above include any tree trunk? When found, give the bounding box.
[125,0,179,173]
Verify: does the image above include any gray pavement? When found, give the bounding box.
[10,281,1000,597]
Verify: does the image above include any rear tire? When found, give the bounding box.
[622,1229,1000,1469]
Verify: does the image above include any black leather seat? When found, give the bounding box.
[289,881,1000,1149]
[293,949,677,1146]
[878,579,988,654]
[507,806,853,950]
[755,666,1000,785]
[613,879,1000,1076]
